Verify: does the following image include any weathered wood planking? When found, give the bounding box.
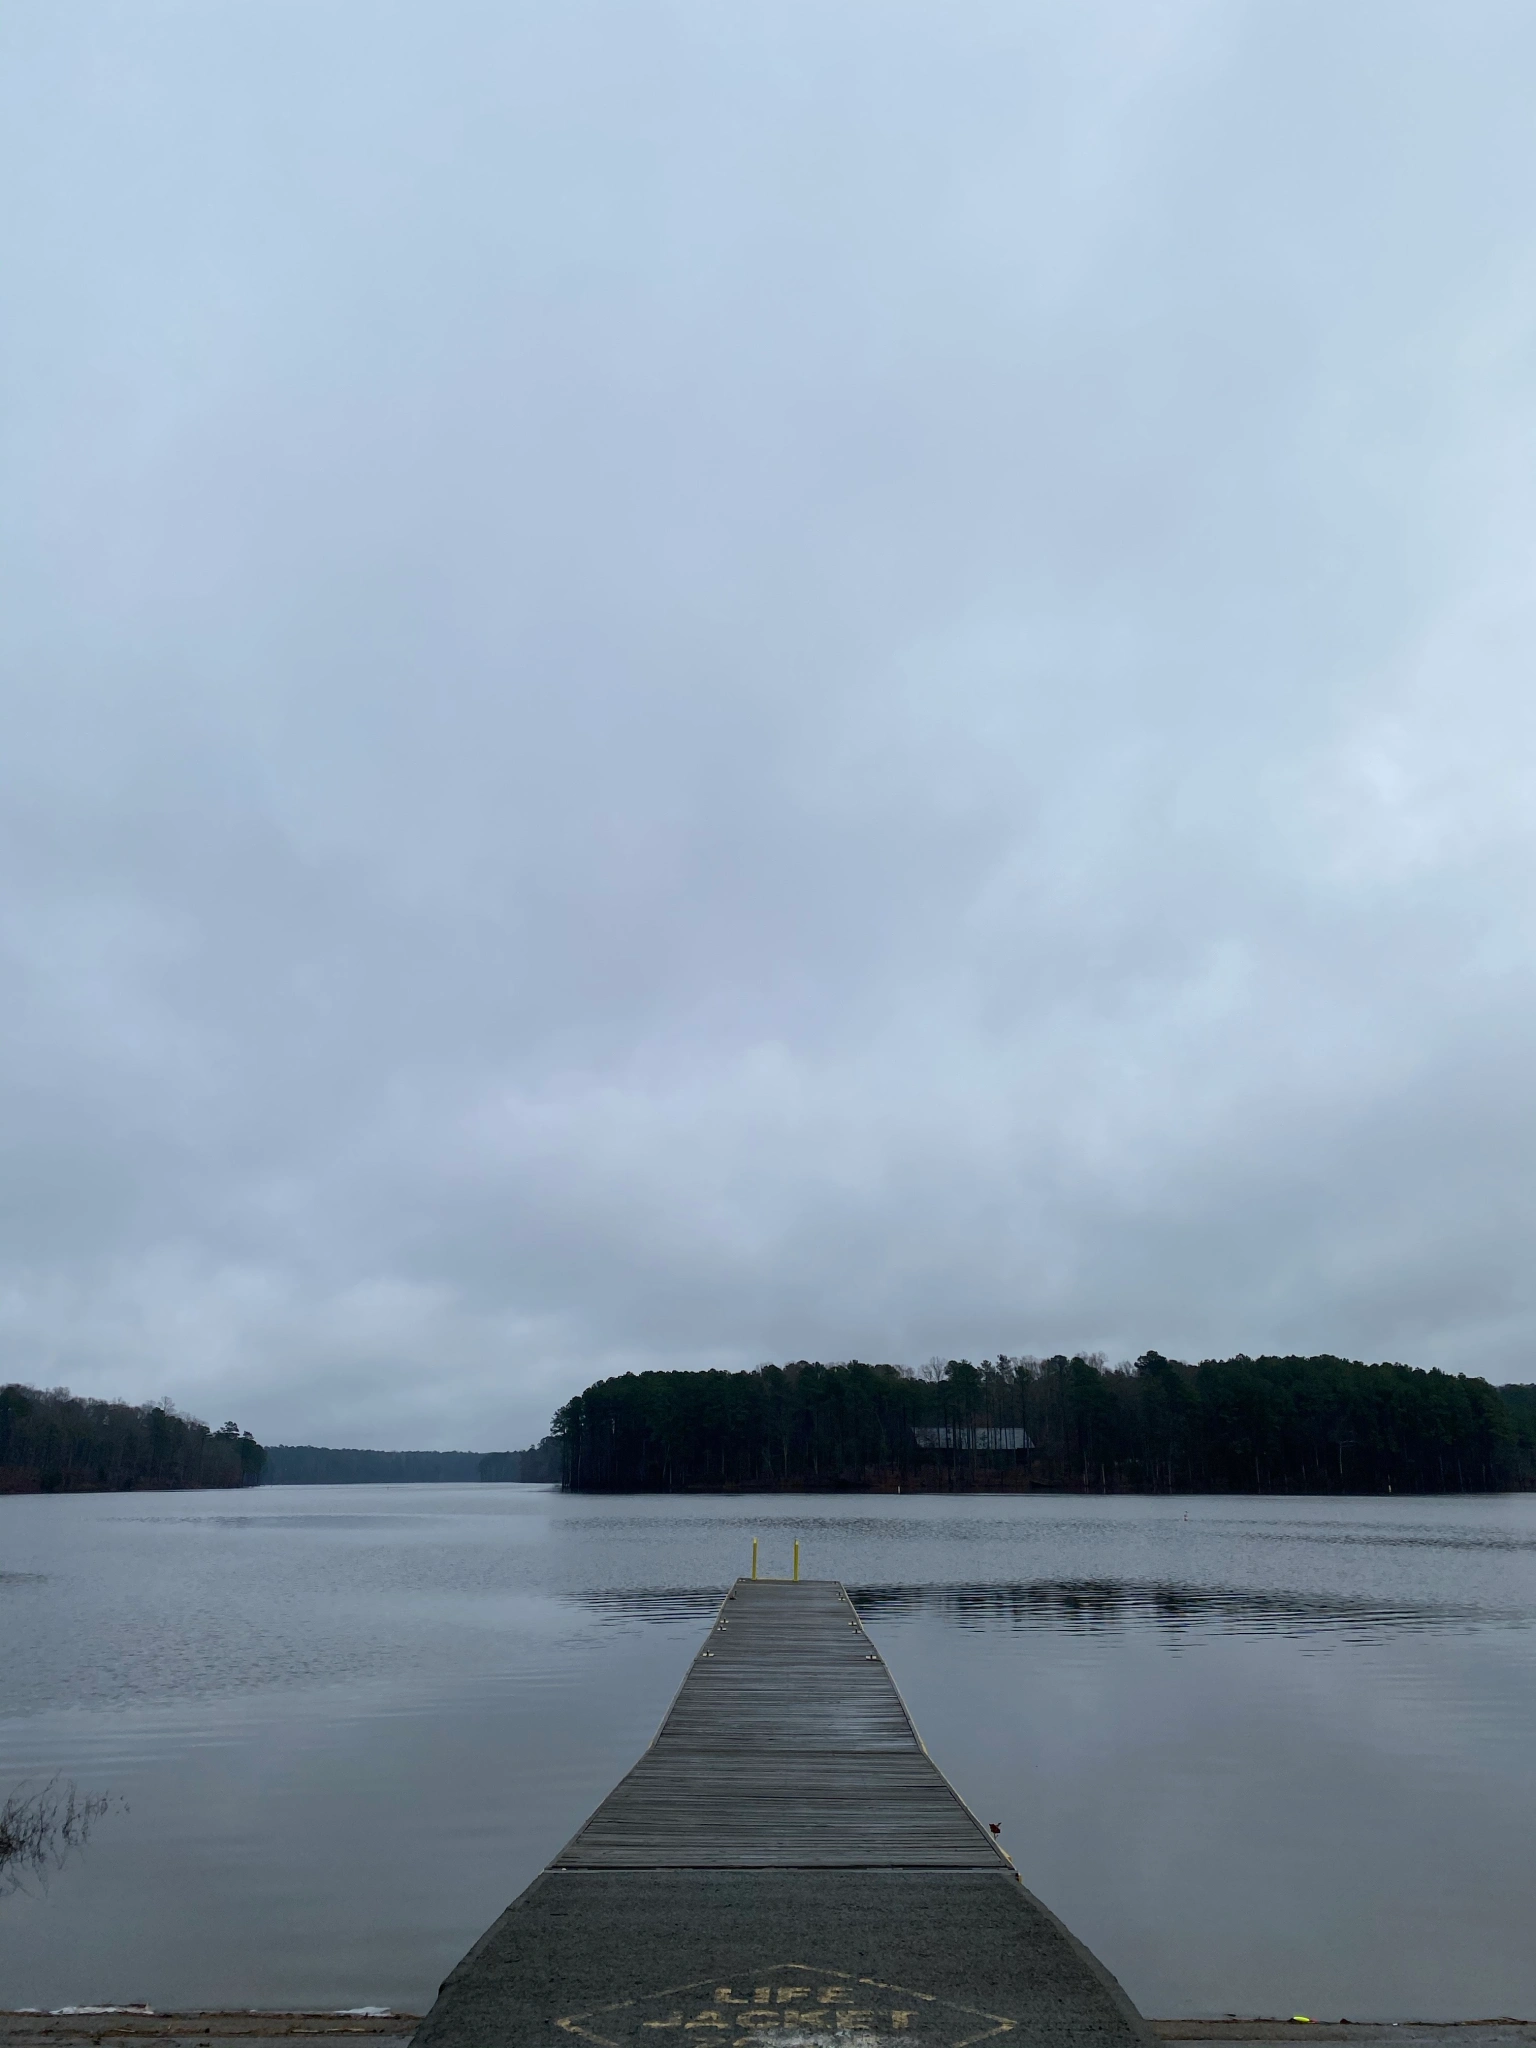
[411,1574,1154,2048]
[553,1578,1004,1870]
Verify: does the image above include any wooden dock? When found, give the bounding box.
[411,1577,1153,2048]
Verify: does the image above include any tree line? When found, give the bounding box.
[261,1440,560,1483]
[478,1438,562,1482]
[553,1353,1536,1494]
[0,1383,265,1493]
[262,1445,482,1484]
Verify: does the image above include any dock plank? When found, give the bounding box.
[412,1575,1153,2048]
[554,1580,998,1870]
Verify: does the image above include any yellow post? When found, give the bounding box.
[751,1538,758,1580]
[793,1540,800,1582]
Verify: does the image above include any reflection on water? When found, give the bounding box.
[571,1576,1522,1638]
[1212,1519,1536,1554]
[123,1512,436,1530]
[574,1588,728,1623]
[2,1486,1535,2022]
[849,1578,1523,1638]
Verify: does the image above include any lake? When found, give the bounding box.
[2,1487,1534,2020]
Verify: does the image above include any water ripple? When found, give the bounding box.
[847,1578,1533,1638]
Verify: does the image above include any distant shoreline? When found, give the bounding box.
[556,1358,1536,1495]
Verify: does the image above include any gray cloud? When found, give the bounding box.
[3,0,1536,1446]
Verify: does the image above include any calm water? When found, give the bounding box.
[2,1487,1535,2019]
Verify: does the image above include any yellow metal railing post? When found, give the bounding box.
[793,1540,800,1582]
[751,1537,758,1580]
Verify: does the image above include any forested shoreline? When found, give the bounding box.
[0,1383,266,1493]
[9,1361,1531,1497]
[555,1355,1536,1494]
[262,1439,560,1483]
[262,1445,480,1483]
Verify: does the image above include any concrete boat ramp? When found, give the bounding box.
[5,2017,1529,2048]
[413,1575,1150,2048]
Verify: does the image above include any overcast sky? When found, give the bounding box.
[4,2,1536,1449]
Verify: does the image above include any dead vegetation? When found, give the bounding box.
[0,1777,115,1896]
